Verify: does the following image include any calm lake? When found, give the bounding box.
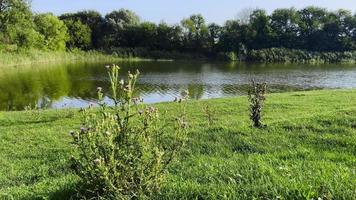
[1,61,356,111]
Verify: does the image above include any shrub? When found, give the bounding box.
[248,81,267,128]
[70,65,188,199]
[217,51,238,61]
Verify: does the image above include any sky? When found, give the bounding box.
[32,0,356,24]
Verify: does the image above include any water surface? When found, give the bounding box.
[1,61,356,110]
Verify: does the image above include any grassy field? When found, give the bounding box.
[0,89,355,199]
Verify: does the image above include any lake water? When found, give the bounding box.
[1,61,356,111]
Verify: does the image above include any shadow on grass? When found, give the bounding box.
[48,187,77,200]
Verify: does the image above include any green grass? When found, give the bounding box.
[0,89,355,199]
[0,49,147,68]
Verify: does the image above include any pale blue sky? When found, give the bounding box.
[32,0,356,24]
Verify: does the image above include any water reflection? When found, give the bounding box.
[0,61,356,110]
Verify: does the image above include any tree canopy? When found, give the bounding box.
[34,13,68,51]
[1,2,356,56]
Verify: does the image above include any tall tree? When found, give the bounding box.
[63,19,92,50]
[181,14,209,51]
[0,0,41,49]
[207,23,222,53]
[270,8,300,48]
[102,9,141,48]
[60,11,104,48]
[249,9,274,49]
[297,7,328,50]
[34,13,69,51]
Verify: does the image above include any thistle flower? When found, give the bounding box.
[182,90,189,97]
[94,158,102,165]
[182,121,188,128]
[128,73,134,79]
[138,109,144,115]
[69,130,75,136]
[132,97,141,104]
[124,85,130,91]
[80,127,86,134]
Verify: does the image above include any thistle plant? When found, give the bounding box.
[24,103,41,121]
[248,80,267,128]
[202,104,216,126]
[70,64,188,199]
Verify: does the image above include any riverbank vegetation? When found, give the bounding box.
[1,0,356,64]
[0,50,133,67]
[0,89,355,199]
[247,48,356,63]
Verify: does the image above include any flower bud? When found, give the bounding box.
[80,127,86,134]
[94,158,102,165]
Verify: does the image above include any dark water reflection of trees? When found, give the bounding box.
[0,61,355,110]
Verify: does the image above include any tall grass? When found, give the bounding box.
[0,49,146,67]
[247,48,356,63]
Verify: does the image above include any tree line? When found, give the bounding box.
[1,0,356,59]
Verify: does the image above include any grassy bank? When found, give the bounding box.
[2,48,356,67]
[247,48,356,64]
[0,89,355,199]
[0,50,148,67]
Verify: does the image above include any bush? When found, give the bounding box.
[70,65,188,199]
[248,81,267,128]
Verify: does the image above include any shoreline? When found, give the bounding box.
[2,48,356,68]
[0,50,152,68]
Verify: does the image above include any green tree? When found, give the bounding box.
[63,19,92,50]
[270,8,300,48]
[102,9,141,48]
[156,22,175,50]
[0,0,41,49]
[249,9,274,49]
[59,10,104,48]
[105,9,140,28]
[297,7,328,50]
[342,12,356,50]
[181,14,209,51]
[207,23,222,53]
[219,20,241,52]
[219,20,251,55]
[137,22,157,48]
[155,23,184,51]
[34,13,69,51]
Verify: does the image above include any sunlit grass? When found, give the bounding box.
[0,89,355,199]
[0,49,147,68]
